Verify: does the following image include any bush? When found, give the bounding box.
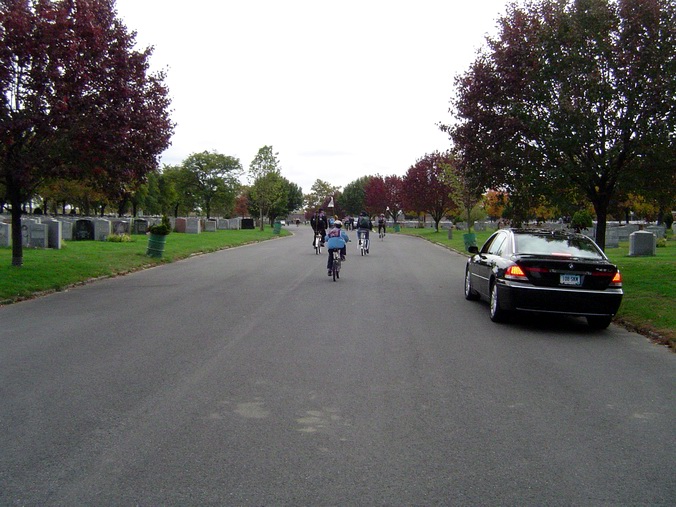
[571,210,593,232]
[657,237,667,248]
[148,216,172,236]
[107,234,133,243]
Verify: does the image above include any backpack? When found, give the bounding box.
[358,216,370,229]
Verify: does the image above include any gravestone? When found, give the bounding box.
[447,227,453,240]
[132,219,148,235]
[474,222,486,231]
[28,223,49,248]
[605,226,619,248]
[205,220,217,232]
[618,224,640,241]
[74,219,95,240]
[646,225,666,238]
[112,220,131,235]
[44,220,62,249]
[186,218,201,234]
[60,220,74,240]
[93,219,111,241]
[241,218,254,229]
[175,218,187,233]
[629,230,656,256]
[0,222,10,247]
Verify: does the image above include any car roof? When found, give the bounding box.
[506,228,590,239]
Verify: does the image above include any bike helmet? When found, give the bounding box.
[334,220,343,227]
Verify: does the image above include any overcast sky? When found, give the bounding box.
[114,0,509,193]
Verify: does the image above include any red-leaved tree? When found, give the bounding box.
[0,0,174,266]
[364,174,405,222]
[402,152,458,232]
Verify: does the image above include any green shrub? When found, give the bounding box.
[148,215,172,236]
[657,237,667,248]
[107,234,133,242]
[571,210,593,232]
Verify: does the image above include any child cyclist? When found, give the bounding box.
[325,220,349,276]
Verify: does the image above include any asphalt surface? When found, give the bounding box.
[1,226,674,505]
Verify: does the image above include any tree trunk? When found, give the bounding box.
[259,208,264,231]
[593,200,608,251]
[9,193,23,267]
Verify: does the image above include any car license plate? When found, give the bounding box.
[560,274,581,286]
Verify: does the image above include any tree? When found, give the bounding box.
[0,0,174,265]
[304,179,341,213]
[402,152,458,232]
[364,174,405,222]
[248,146,283,230]
[339,176,371,216]
[445,155,483,231]
[181,151,242,219]
[483,190,508,221]
[445,0,676,249]
[253,177,302,224]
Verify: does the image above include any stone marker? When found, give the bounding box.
[74,219,94,240]
[0,222,10,247]
[629,230,656,256]
[93,219,111,241]
[132,218,148,235]
[186,217,201,234]
[205,220,217,232]
[605,226,619,249]
[175,218,187,233]
[45,220,62,249]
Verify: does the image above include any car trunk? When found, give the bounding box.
[515,258,618,290]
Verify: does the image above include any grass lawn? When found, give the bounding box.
[398,226,675,349]
[0,228,289,304]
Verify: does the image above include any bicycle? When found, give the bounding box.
[314,232,323,255]
[330,249,341,281]
[358,235,370,256]
[379,230,385,241]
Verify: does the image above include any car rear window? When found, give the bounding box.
[514,234,605,259]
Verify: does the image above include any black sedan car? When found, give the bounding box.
[464,228,623,329]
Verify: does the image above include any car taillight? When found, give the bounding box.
[610,271,622,287]
[505,265,528,280]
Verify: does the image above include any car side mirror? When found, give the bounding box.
[467,245,479,255]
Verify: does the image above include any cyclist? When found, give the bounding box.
[310,209,328,247]
[356,210,372,249]
[377,213,386,238]
[325,220,349,276]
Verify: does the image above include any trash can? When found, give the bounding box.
[273,220,282,235]
[394,223,401,233]
[463,233,477,250]
[146,233,167,258]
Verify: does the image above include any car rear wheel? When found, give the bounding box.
[586,315,612,330]
[464,268,480,301]
[489,281,508,322]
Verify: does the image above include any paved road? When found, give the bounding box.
[1,226,674,505]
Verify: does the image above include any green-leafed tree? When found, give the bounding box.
[162,165,194,217]
[304,179,341,214]
[181,151,242,219]
[444,0,676,249]
[248,145,283,230]
[339,176,371,216]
